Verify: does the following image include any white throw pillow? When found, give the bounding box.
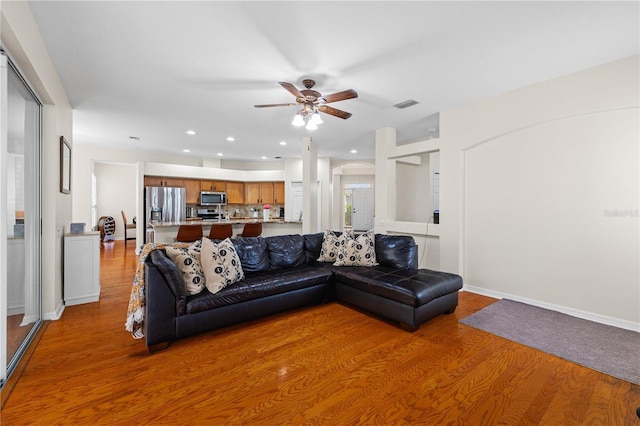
[333,229,379,267]
[201,237,245,294]
[317,230,353,262]
[165,241,205,295]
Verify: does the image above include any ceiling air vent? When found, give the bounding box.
[393,99,419,109]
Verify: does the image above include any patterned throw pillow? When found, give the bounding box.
[317,230,353,262]
[165,241,205,296]
[201,237,245,294]
[333,229,379,267]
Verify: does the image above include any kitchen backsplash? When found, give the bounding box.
[189,204,284,218]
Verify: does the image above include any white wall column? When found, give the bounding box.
[331,167,342,230]
[302,137,317,234]
[318,157,330,231]
[374,127,397,234]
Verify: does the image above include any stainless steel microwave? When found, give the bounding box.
[200,191,227,206]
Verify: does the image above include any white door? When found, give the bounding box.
[289,181,303,222]
[351,188,374,231]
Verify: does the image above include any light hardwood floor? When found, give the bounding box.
[2,240,639,424]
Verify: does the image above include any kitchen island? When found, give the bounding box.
[148,218,302,243]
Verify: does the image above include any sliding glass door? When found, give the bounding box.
[0,51,43,386]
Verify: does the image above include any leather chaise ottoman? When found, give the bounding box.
[334,267,463,330]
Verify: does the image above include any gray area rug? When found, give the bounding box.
[460,299,640,384]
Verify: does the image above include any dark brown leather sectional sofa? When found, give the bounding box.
[143,232,463,352]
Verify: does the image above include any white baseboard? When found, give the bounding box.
[7,305,25,317]
[43,300,65,321]
[463,284,640,332]
[20,314,38,326]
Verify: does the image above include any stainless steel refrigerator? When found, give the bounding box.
[145,186,186,224]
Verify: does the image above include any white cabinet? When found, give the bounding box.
[64,232,101,306]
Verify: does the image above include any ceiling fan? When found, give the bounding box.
[254,79,358,126]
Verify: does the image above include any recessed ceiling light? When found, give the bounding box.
[279,141,287,146]
[217,152,223,157]
[183,149,191,153]
[226,136,235,142]
[261,156,267,160]
[186,130,196,135]
[350,149,357,154]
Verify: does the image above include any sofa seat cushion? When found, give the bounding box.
[185,265,334,314]
[335,268,463,307]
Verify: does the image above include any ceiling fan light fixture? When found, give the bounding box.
[292,113,305,127]
[257,79,357,130]
[310,111,323,125]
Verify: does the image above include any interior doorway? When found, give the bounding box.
[331,162,375,231]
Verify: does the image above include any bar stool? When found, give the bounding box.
[237,222,262,237]
[175,224,203,243]
[208,223,233,240]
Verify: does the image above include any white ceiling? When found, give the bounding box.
[27,1,639,162]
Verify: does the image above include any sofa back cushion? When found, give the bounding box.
[375,234,418,269]
[148,249,186,315]
[303,232,324,263]
[232,237,270,273]
[266,234,306,269]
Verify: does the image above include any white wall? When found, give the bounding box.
[396,156,430,222]
[435,55,639,329]
[94,163,137,240]
[2,2,73,320]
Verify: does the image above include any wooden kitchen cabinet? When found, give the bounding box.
[145,176,184,187]
[201,180,226,192]
[274,181,285,204]
[163,177,184,188]
[246,182,275,205]
[184,179,201,205]
[144,176,164,187]
[260,182,274,204]
[226,181,245,204]
[246,182,261,204]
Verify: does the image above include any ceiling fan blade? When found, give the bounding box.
[254,103,298,108]
[318,105,352,119]
[279,82,306,100]
[319,89,358,104]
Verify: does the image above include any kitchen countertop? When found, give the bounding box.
[150,218,301,227]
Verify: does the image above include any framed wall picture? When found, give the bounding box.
[60,136,71,194]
